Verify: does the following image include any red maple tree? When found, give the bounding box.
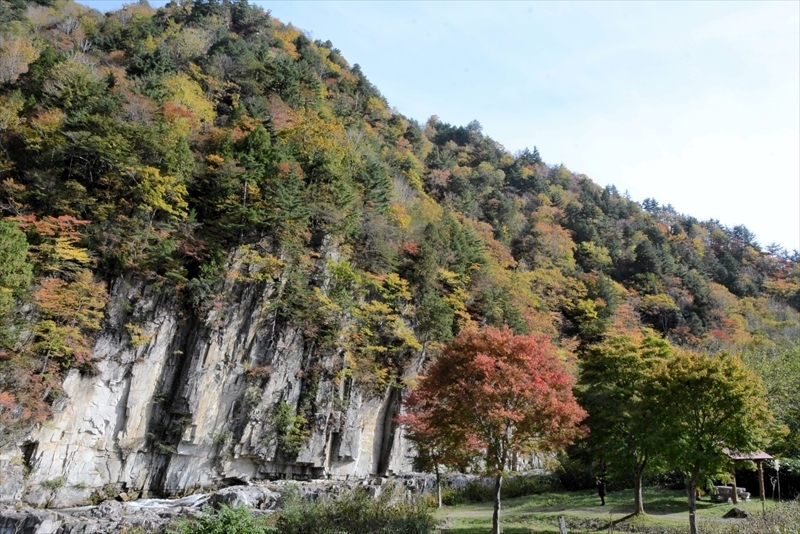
[400,325,586,533]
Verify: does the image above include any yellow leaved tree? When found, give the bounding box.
[128,165,189,221]
[161,73,215,133]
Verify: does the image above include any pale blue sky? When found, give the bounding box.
[80,1,800,251]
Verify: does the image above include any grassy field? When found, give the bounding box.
[433,487,783,533]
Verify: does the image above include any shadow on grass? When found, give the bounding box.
[612,512,638,523]
[448,530,545,534]
[643,496,716,515]
[440,489,742,533]
[447,524,595,534]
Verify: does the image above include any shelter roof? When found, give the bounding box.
[723,449,772,461]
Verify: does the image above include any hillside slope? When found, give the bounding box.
[0,0,798,505]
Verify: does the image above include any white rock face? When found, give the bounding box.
[3,248,418,507]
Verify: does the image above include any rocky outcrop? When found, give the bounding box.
[0,477,432,534]
[1,244,419,507]
[0,495,210,534]
[208,485,280,509]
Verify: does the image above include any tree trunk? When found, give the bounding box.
[634,462,645,514]
[435,466,442,508]
[492,473,503,534]
[758,460,766,515]
[687,477,699,534]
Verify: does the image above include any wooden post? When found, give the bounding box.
[557,515,568,534]
[758,460,766,514]
[731,467,738,504]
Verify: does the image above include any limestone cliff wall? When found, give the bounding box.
[0,246,419,507]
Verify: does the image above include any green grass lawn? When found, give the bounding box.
[434,487,782,533]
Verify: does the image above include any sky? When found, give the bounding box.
[81,1,800,251]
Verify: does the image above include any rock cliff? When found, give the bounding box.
[0,246,418,508]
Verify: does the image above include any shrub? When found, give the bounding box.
[275,483,436,534]
[556,453,596,491]
[41,477,65,491]
[502,473,559,498]
[162,484,435,534]
[163,505,274,534]
[273,401,308,458]
[441,474,558,505]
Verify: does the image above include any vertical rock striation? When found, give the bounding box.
[1,247,418,507]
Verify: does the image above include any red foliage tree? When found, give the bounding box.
[400,326,586,534]
[32,269,107,368]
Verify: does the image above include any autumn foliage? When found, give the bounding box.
[401,326,586,532]
[0,0,798,500]
[0,214,106,440]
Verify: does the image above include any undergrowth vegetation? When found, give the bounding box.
[704,499,800,534]
[164,504,273,534]
[163,485,436,534]
[440,474,560,506]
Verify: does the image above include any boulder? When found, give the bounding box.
[723,507,749,519]
[0,510,63,534]
[208,486,279,510]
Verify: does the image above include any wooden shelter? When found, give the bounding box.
[724,449,772,511]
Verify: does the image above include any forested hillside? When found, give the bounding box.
[1,0,799,487]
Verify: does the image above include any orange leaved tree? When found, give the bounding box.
[400,326,586,534]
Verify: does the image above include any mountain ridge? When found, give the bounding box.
[0,0,798,506]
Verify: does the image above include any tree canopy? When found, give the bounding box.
[401,326,586,534]
[0,0,796,494]
[651,351,771,534]
[578,330,671,514]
